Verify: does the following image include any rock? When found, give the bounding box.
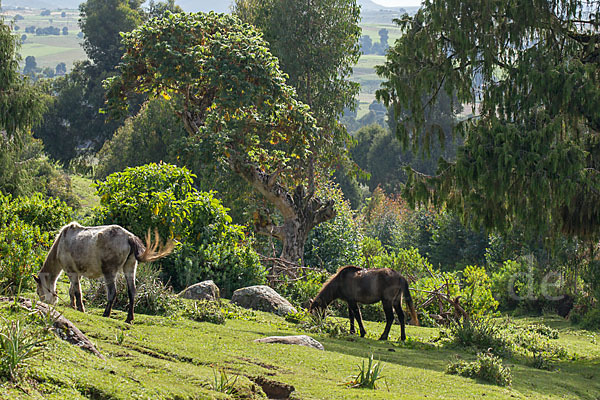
[254,335,324,350]
[231,285,297,316]
[178,280,220,301]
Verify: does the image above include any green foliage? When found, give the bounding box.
[345,354,385,390]
[582,308,600,331]
[209,368,239,395]
[79,0,142,70]
[105,12,318,187]
[304,183,363,272]
[182,300,226,325]
[378,0,600,240]
[300,309,348,338]
[461,265,498,319]
[441,319,512,358]
[0,193,71,292]
[446,352,512,387]
[276,270,329,308]
[93,163,266,293]
[84,263,179,316]
[0,318,48,382]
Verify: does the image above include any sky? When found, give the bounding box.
[371,0,422,6]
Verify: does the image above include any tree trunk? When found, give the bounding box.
[230,157,336,266]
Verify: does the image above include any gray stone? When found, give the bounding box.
[254,335,324,350]
[231,285,297,316]
[178,280,220,301]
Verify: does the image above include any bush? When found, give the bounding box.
[446,352,512,387]
[582,308,600,330]
[182,300,226,324]
[276,270,329,308]
[461,265,499,318]
[1,193,73,232]
[304,182,362,272]
[441,319,512,357]
[0,220,52,292]
[84,264,180,316]
[93,163,266,294]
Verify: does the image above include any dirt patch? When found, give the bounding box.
[250,376,295,400]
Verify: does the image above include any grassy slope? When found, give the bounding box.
[1,293,599,400]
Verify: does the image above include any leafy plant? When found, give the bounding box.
[209,368,238,395]
[440,318,512,358]
[0,318,48,382]
[300,309,348,338]
[345,354,385,389]
[446,352,512,387]
[182,301,226,325]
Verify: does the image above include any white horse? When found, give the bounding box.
[35,222,173,323]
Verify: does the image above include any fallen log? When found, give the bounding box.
[0,297,105,360]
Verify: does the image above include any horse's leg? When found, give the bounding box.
[73,275,85,312]
[123,257,137,324]
[347,302,355,334]
[103,274,117,318]
[379,300,394,341]
[349,301,366,337]
[68,274,76,308]
[394,302,406,341]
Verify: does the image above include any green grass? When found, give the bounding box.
[1,289,599,399]
[1,8,85,72]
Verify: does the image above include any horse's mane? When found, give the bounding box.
[42,222,80,271]
[315,265,362,299]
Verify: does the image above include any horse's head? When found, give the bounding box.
[34,275,58,305]
[307,297,326,314]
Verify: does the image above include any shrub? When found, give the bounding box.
[84,264,180,316]
[580,307,600,330]
[446,352,512,387]
[2,193,73,232]
[304,182,362,272]
[93,163,266,294]
[300,309,348,337]
[276,270,329,308]
[182,300,226,324]
[461,265,499,318]
[441,318,512,357]
[0,220,52,292]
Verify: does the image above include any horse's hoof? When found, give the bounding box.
[378,336,388,341]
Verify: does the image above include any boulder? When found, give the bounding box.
[254,335,324,350]
[178,280,220,301]
[231,285,297,315]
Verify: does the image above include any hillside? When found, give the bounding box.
[1,291,599,399]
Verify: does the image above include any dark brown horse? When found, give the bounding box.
[309,266,419,341]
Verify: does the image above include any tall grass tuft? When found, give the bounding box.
[0,319,48,382]
[345,354,385,389]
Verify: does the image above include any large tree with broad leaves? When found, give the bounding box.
[105,12,337,264]
[377,0,600,240]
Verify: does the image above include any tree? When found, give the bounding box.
[23,55,37,76]
[376,0,600,240]
[360,34,372,54]
[55,62,66,75]
[79,0,143,71]
[378,28,388,48]
[105,12,337,264]
[0,11,47,192]
[233,0,361,188]
[62,26,68,35]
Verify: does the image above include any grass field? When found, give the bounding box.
[1,8,86,72]
[1,289,599,399]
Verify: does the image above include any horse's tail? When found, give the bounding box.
[129,229,174,263]
[403,279,419,326]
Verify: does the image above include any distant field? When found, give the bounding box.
[1,7,399,115]
[2,8,86,72]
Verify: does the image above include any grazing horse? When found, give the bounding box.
[35,222,173,323]
[309,266,419,341]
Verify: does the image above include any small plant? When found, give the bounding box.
[0,318,48,382]
[284,309,310,324]
[345,354,385,389]
[442,318,512,357]
[183,301,226,325]
[300,309,348,338]
[446,352,512,387]
[209,368,238,395]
